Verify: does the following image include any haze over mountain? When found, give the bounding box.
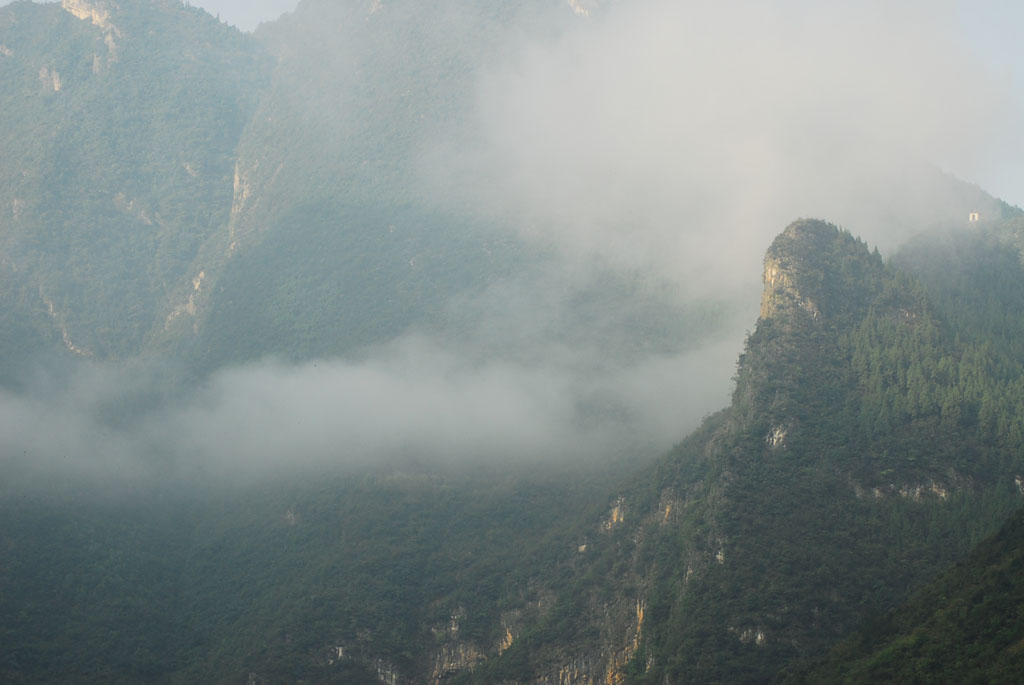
[2,1,1024,683]
[1,0,1020,484]
[176,0,1024,209]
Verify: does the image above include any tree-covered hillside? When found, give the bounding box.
[0,0,270,378]
[172,0,727,372]
[0,0,736,380]
[0,463,624,684]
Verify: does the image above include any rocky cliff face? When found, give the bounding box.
[61,0,114,28]
[61,0,121,62]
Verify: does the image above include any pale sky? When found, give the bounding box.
[953,0,1024,208]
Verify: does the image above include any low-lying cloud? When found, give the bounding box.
[1,330,742,490]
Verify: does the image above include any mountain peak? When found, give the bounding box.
[759,219,882,323]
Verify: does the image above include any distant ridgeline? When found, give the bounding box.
[4,217,1024,683]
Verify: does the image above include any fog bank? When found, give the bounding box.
[1,330,742,489]
[428,0,1020,300]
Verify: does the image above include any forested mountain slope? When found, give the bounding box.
[170,0,720,371]
[0,0,722,381]
[0,465,622,683]
[0,0,270,379]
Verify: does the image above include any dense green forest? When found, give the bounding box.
[476,219,1024,684]
[0,0,736,381]
[0,0,270,372]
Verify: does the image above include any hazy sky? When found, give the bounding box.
[954,0,1024,207]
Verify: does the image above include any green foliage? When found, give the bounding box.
[190,200,530,368]
[0,0,736,379]
[5,215,1024,683]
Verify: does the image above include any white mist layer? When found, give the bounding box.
[1,331,743,487]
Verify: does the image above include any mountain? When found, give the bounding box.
[0,465,622,683]
[456,218,1024,684]
[5,1,1024,684]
